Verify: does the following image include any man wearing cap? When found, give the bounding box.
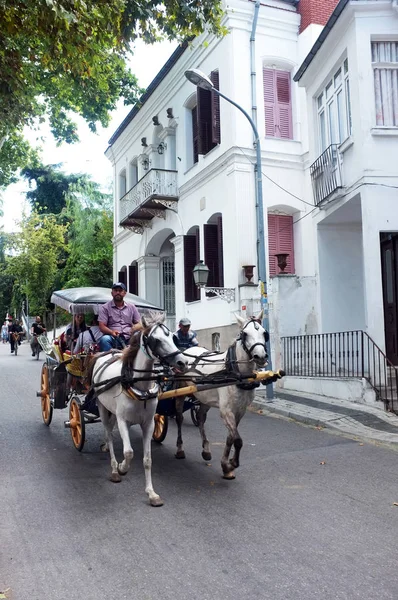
[98,283,143,351]
[173,318,198,352]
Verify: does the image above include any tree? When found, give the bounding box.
[21,163,87,214]
[6,212,67,315]
[0,0,225,183]
[61,180,113,288]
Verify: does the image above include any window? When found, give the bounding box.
[129,262,138,295]
[317,59,351,151]
[129,160,138,189]
[204,215,224,295]
[118,266,128,287]
[119,169,127,199]
[268,214,295,276]
[372,42,398,127]
[263,69,293,139]
[184,227,200,302]
[191,70,221,160]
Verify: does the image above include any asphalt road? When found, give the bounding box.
[1,340,398,600]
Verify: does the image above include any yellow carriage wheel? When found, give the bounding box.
[40,364,53,426]
[69,396,86,452]
[152,414,168,444]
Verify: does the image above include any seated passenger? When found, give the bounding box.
[61,314,87,353]
[173,318,198,351]
[98,283,142,351]
[73,315,103,354]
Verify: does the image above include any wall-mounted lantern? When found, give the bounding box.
[142,157,150,171]
[157,142,167,155]
[193,261,236,303]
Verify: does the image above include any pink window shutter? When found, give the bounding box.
[276,215,295,274]
[267,214,278,275]
[268,214,295,275]
[263,68,276,137]
[276,71,293,139]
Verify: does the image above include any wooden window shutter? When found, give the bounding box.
[268,214,295,275]
[216,215,224,287]
[118,269,127,287]
[184,230,200,302]
[211,70,221,145]
[128,264,138,295]
[197,86,212,155]
[192,105,199,164]
[263,68,276,137]
[276,71,293,139]
[204,223,218,290]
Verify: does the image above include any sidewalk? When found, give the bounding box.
[252,387,398,447]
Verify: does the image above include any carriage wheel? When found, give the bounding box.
[190,403,200,427]
[152,414,168,443]
[40,364,53,426]
[69,396,85,452]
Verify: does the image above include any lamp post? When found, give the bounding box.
[193,260,236,304]
[185,68,273,398]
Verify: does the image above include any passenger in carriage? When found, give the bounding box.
[98,282,143,351]
[60,313,87,353]
[73,315,103,354]
[173,318,198,352]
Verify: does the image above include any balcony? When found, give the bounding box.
[310,144,342,206]
[119,169,178,234]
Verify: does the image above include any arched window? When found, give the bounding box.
[118,265,128,287]
[129,159,138,189]
[268,213,295,275]
[263,68,293,139]
[184,226,200,302]
[204,214,224,295]
[129,261,138,295]
[119,169,127,199]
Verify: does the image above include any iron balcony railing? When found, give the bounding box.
[310,144,342,206]
[119,168,178,223]
[282,330,398,414]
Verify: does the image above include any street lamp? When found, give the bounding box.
[193,261,236,304]
[185,68,273,397]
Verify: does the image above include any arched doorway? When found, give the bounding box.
[146,229,176,330]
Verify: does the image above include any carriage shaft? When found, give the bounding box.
[158,369,284,400]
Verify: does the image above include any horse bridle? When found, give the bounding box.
[238,319,269,360]
[140,323,182,365]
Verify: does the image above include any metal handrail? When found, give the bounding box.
[310,144,342,206]
[119,168,178,222]
[281,330,398,413]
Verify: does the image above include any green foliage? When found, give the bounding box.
[0,231,14,319]
[6,212,67,315]
[0,132,40,188]
[62,181,113,288]
[21,163,87,214]
[0,0,225,184]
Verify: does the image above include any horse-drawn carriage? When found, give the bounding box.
[38,286,284,506]
[38,287,201,450]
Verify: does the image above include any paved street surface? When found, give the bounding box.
[2,341,398,600]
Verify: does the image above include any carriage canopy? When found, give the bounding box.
[50,287,163,315]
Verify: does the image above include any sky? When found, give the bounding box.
[0,38,177,232]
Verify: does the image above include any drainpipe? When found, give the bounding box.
[250,1,273,398]
[250,0,261,129]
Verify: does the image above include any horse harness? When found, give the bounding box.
[226,319,269,391]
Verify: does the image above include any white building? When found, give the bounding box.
[105,0,336,351]
[280,0,398,410]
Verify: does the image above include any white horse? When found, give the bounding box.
[174,311,269,479]
[87,315,188,507]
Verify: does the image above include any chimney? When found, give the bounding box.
[298,0,339,33]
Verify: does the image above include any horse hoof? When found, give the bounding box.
[110,472,122,483]
[202,451,212,461]
[175,450,186,459]
[117,467,128,476]
[100,443,109,453]
[150,496,164,507]
[222,472,236,480]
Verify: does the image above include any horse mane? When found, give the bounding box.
[121,324,153,381]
